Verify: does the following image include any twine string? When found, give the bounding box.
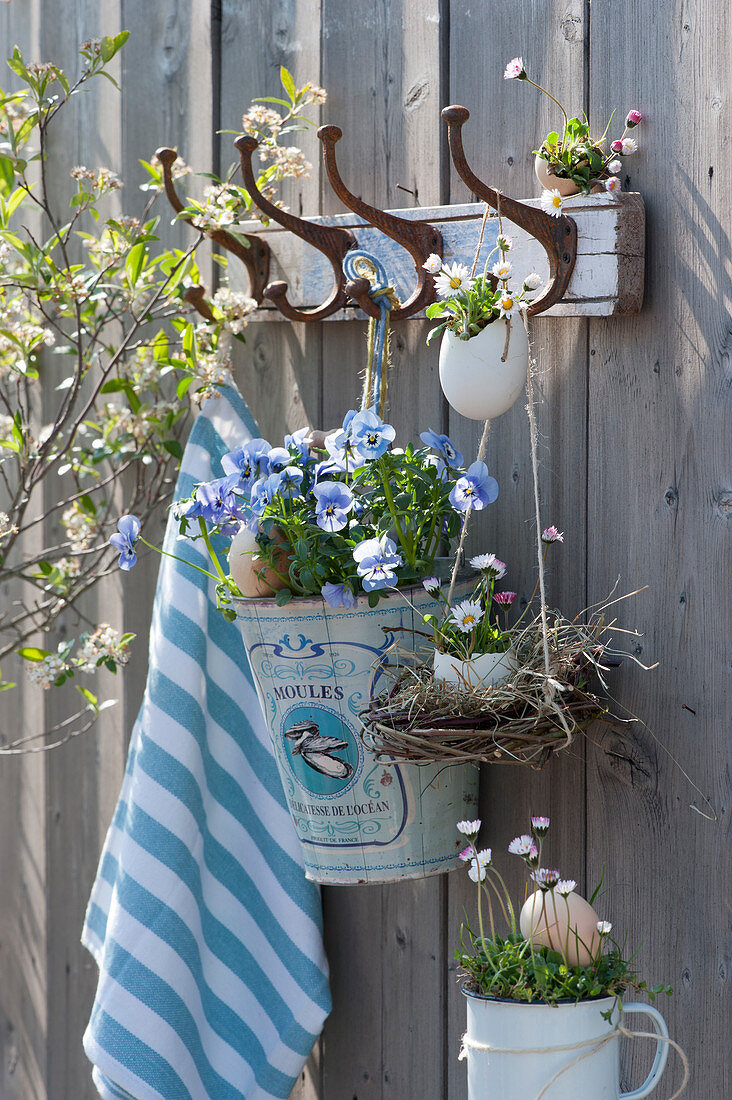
[343,250,400,415]
[458,1024,689,1100]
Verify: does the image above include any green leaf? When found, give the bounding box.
[76,685,99,708]
[125,240,145,285]
[176,374,195,399]
[275,588,293,607]
[163,439,183,460]
[17,647,50,662]
[280,66,296,102]
[77,493,97,517]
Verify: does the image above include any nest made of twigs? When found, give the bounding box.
[361,608,624,769]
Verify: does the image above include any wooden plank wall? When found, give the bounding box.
[0,1,729,1097]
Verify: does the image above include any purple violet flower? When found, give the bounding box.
[313,481,354,532]
[449,462,499,512]
[420,429,464,469]
[352,535,403,592]
[321,582,358,610]
[109,514,141,571]
[350,409,396,460]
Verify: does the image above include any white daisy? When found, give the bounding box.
[422,253,442,274]
[523,272,542,291]
[620,137,637,155]
[496,233,513,252]
[597,920,613,935]
[540,188,564,218]
[607,158,623,174]
[556,879,577,897]
[491,260,513,281]
[434,261,474,299]
[508,834,535,856]
[497,292,518,319]
[457,818,482,836]
[450,599,484,633]
[605,176,621,193]
[468,848,492,882]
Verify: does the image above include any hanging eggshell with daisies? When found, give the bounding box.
[439,318,529,420]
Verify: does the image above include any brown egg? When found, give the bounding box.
[229,526,289,598]
[519,889,602,967]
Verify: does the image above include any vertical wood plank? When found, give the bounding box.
[36,5,125,1097]
[0,19,47,1100]
[319,3,445,1098]
[220,5,324,1097]
[446,3,589,1095]
[587,2,731,1095]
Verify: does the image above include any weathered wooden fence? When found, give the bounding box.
[0,1,729,1097]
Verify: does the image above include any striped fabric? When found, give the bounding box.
[82,384,331,1100]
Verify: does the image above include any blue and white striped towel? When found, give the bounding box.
[82,383,331,1100]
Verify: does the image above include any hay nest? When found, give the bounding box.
[361,608,624,769]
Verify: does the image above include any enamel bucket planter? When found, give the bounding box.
[462,992,671,1100]
[439,320,529,421]
[236,587,479,885]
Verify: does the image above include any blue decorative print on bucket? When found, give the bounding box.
[237,587,479,884]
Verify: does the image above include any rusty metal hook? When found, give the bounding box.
[234,135,357,322]
[441,106,577,315]
[155,147,271,307]
[317,125,443,321]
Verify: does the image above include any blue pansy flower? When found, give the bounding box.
[350,409,396,460]
[420,429,464,469]
[221,438,271,493]
[266,446,292,473]
[449,461,499,512]
[313,481,354,532]
[109,514,141,571]
[341,408,358,433]
[352,535,403,592]
[318,429,363,474]
[279,465,304,496]
[193,477,243,525]
[321,582,358,610]
[284,426,311,463]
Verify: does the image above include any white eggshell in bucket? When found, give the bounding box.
[439,320,529,421]
[520,889,602,967]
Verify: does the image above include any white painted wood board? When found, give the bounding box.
[231,192,645,320]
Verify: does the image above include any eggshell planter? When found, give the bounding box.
[433,648,515,690]
[534,155,583,197]
[534,155,605,197]
[439,321,529,421]
[462,991,671,1100]
[235,587,479,885]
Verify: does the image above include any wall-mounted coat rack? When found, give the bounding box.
[156,105,645,323]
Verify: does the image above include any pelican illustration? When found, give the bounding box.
[284,719,354,780]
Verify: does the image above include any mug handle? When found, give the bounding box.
[619,1003,671,1099]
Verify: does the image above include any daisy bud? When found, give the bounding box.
[503,56,526,81]
[605,177,621,194]
[626,110,643,128]
[422,253,442,275]
[597,920,613,935]
[531,815,551,834]
[523,272,542,291]
[541,526,564,544]
[607,158,623,174]
[496,233,513,252]
[610,139,624,153]
[457,818,481,837]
